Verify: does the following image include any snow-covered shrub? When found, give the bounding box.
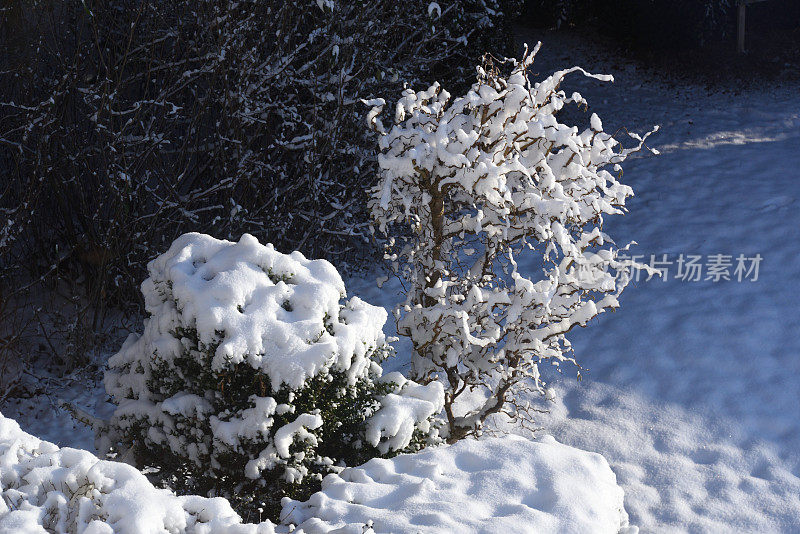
[0,413,281,533]
[365,44,657,441]
[102,233,443,521]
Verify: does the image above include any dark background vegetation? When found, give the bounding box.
[524,0,800,80]
[0,0,518,385]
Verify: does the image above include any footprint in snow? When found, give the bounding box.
[759,196,794,212]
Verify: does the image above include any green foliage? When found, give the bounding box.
[109,328,427,522]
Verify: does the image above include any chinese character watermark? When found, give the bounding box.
[618,253,762,282]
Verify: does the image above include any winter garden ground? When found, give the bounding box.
[3,27,800,533]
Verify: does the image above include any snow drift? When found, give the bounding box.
[283,433,635,534]
[0,412,634,533]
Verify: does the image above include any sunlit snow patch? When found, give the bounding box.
[0,412,634,533]
[283,434,636,534]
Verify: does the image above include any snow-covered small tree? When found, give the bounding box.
[102,233,443,521]
[365,44,657,442]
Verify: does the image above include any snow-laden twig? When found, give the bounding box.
[367,44,658,441]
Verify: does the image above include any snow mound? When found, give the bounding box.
[283,434,635,534]
[113,232,387,390]
[0,411,633,534]
[0,413,280,534]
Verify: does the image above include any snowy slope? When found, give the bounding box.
[515,29,800,533]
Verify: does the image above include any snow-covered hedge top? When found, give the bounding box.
[283,433,636,534]
[115,232,386,390]
[0,412,635,534]
[0,414,282,534]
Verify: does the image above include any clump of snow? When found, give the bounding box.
[283,434,635,533]
[366,372,445,454]
[113,232,384,390]
[0,413,280,534]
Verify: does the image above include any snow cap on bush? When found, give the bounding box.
[103,233,442,520]
[122,232,387,388]
[0,414,280,534]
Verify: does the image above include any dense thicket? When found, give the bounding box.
[0,0,518,375]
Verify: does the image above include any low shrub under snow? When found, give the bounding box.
[0,413,280,534]
[101,233,443,520]
[0,412,635,534]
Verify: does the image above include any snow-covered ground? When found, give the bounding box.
[4,26,800,533]
[283,434,632,533]
[0,414,631,533]
[353,28,800,532]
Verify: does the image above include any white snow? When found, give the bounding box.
[0,413,279,534]
[365,373,444,453]
[121,232,386,390]
[210,396,276,448]
[506,31,800,532]
[283,434,633,534]
[0,412,633,533]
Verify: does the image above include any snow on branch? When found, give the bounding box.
[366,43,658,441]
